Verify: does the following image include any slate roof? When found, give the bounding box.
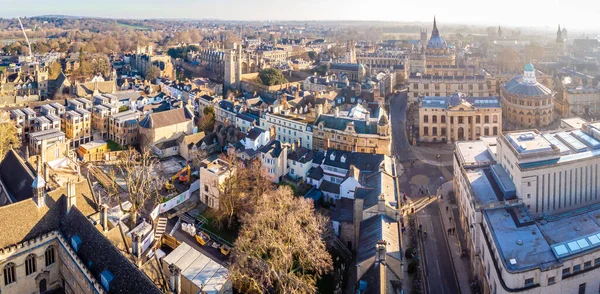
[138,107,193,129]
[330,63,364,72]
[315,114,378,134]
[288,147,314,164]
[331,197,354,223]
[307,166,324,180]
[356,214,400,263]
[0,179,98,249]
[319,180,340,194]
[154,138,179,150]
[60,208,162,294]
[355,172,396,209]
[421,93,501,109]
[258,140,284,158]
[322,149,386,171]
[246,127,265,140]
[0,149,35,203]
[503,76,553,97]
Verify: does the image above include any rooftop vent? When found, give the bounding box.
[516,240,524,246]
[510,258,517,265]
[574,226,582,231]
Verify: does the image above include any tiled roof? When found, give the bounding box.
[60,208,162,294]
[322,149,386,171]
[0,179,98,248]
[258,140,284,158]
[288,147,314,164]
[319,180,340,194]
[139,107,193,129]
[0,149,35,203]
[331,197,354,223]
[356,214,399,263]
[307,166,324,180]
[246,127,265,140]
[503,77,552,97]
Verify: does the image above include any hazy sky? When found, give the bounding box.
[0,0,598,30]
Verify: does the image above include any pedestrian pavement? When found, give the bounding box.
[438,181,472,294]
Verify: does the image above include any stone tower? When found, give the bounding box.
[345,40,356,64]
[556,25,564,54]
[224,43,242,91]
[420,29,428,46]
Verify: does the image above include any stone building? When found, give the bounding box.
[313,107,391,155]
[501,63,554,128]
[419,93,502,142]
[424,17,456,67]
[223,43,242,91]
[453,123,600,294]
[0,150,161,294]
[131,45,175,80]
[408,73,496,104]
[138,105,195,149]
[107,110,141,147]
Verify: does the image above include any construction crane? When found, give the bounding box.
[17,16,34,61]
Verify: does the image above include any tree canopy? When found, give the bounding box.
[258,68,288,86]
[230,186,333,293]
[0,112,21,161]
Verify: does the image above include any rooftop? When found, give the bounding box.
[455,139,495,167]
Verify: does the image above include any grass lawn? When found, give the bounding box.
[197,209,238,245]
[117,21,151,30]
[105,139,123,151]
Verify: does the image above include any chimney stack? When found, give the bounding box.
[375,240,387,263]
[132,232,142,267]
[101,204,109,233]
[66,181,76,214]
[169,264,181,294]
[32,158,46,208]
[378,194,386,215]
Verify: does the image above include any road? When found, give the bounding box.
[390,91,416,163]
[389,91,460,294]
[418,201,460,294]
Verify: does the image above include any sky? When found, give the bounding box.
[0,0,599,30]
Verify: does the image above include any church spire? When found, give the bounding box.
[432,16,439,37]
[556,25,563,43]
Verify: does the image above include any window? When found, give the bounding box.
[432,127,438,136]
[562,268,570,277]
[578,283,586,294]
[432,115,437,123]
[204,184,209,192]
[574,264,581,272]
[527,194,531,199]
[476,116,481,123]
[441,128,446,136]
[595,257,600,265]
[423,127,429,136]
[484,115,490,123]
[547,276,555,285]
[25,254,37,276]
[524,278,534,287]
[584,261,592,269]
[423,115,429,123]
[441,115,446,123]
[3,263,16,285]
[45,246,55,266]
[458,116,463,124]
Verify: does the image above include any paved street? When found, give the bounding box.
[390,92,461,294]
[418,201,460,294]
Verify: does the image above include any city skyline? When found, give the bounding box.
[1,0,599,31]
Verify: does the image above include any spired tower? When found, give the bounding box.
[556,25,565,55]
[224,43,242,91]
[345,40,356,64]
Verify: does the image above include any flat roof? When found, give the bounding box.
[505,131,554,155]
[29,129,64,141]
[465,169,504,206]
[485,206,556,272]
[456,141,494,167]
[111,110,139,121]
[163,243,229,294]
[561,117,587,129]
[79,140,107,150]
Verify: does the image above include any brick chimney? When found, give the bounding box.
[66,181,76,214]
[101,205,109,233]
[378,194,386,215]
[132,232,142,266]
[169,264,181,294]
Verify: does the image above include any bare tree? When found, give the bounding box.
[230,186,333,293]
[0,112,21,160]
[112,148,162,228]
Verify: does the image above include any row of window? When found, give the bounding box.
[423,126,498,136]
[413,83,485,91]
[4,246,55,286]
[423,114,498,124]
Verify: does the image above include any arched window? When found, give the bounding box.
[4,263,16,285]
[25,254,37,276]
[476,116,481,123]
[441,115,446,123]
[484,115,490,124]
[423,115,429,123]
[493,127,498,135]
[492,115,498,124]
[45,246,56,266]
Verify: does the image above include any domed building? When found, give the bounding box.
[425,17,455,67]
[501,63,554,128]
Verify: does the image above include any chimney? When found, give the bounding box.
[101,205,109,233]
[66,180,76,214]
[169,264,181,294]
[375,240,387,263]
[132,232,142,266]
[378,194,386,215]
[32,158,46,208]
[334,107,339,117]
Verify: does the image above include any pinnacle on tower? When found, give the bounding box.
[432,16,439,37]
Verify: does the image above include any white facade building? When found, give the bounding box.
[260,112,313,149]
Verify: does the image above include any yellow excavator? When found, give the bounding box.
[164,165,191,190]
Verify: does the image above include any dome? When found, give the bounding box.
[427,35,448,50]
[503,76,552,97]
[524,63,535,72]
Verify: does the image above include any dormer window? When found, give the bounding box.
[100,270,114,291]
[330,152,336,161]
[340,155,347,163]
[71,235,82,252]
